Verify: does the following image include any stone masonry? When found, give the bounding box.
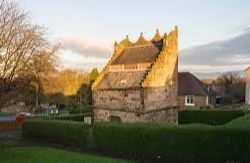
[92,27,179,123]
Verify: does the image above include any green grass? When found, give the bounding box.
[0,112,12,116]
[0,147,129,163]
[226,113,250,129]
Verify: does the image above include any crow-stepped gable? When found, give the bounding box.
[92,27,179,123]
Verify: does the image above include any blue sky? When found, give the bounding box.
[19,0,250,76]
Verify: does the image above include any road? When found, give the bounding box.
[0,115,15,121]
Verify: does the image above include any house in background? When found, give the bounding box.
[92,27,179,123]
[245,67,250,105]
[178,72,216,109]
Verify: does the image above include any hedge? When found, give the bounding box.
[178,110,246,125]
[23,119,89,147]
[226,113,250,128]
[93,122,250,160]
[45,114,91,122]
[23,113,250,160]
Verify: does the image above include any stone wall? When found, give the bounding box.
[94,108,140,123]
[143,62,178,111]
[246,81,250,105]
[143,86,177,111]
[141,108,178,123]
[92,27,179,123]
[93,89,143,112]
[94,108,178,124]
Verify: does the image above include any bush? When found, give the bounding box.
[23,119,89,147]
[47,114,91,122]
[226,113,250,128]
[23,114,250,160]
[93,122,250,160]
[68,105,92,114]
[178,109,246,125]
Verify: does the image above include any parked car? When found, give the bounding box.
[15,112,33,121]
[15,114,24,121]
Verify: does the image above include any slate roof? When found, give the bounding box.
[96,41,163,90]
[111,43,162,65]
[97,69,210,94]
[178,72,208,96]
[97,71,146,89]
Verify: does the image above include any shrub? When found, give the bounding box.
[23,119,89,147]
[68,105,92,114]
[226,113,250,129]
[178,109,246,125]
[48,114,90,122]
[93,122,250,160]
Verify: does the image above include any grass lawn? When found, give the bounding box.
[0,112,12,116]
[0,147,130,163]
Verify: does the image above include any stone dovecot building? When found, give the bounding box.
[92,27,178,123]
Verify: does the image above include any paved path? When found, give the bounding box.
[0,115,15,121]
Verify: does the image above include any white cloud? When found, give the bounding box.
[55,28,250,76]
[55,36,113,71]
[179,64,249,73]
[179,28,250,73]
[57,36,113,59]
[57,49,108,71]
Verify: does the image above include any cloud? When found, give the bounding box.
[57,49,107,71]
[56,29,250,75]
[55,36,113,71]
[179,28,250,72]
[57,37,112,59]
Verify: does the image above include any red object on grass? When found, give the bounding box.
[15,114,24,122]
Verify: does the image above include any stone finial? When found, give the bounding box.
[114,41,118,53]
[135,32,149,45]
[163,32,168,37]
[162,32,168,49]
[152,29,161,41]
[120,34,132,47]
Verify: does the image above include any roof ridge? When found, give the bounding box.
[124,42,162,49]
[190,73,208,95]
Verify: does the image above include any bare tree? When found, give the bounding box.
[216,72,245,104]
[0,0,57,109]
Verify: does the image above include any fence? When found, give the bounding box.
[0,121,22,132]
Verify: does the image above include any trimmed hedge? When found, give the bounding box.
[226,113,250,128]
[178,110,246,125]
[45,114,91,122]
[23,119,89,147]
[93,122,250,160]
[23,113,250,160]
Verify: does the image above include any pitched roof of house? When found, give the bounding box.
[111,43,162,65]
[96,71,146,90]
[178,72,208,96]
[93,28,178,90]
[96,42,163,90]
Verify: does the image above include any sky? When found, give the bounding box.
[18,0,250,77]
